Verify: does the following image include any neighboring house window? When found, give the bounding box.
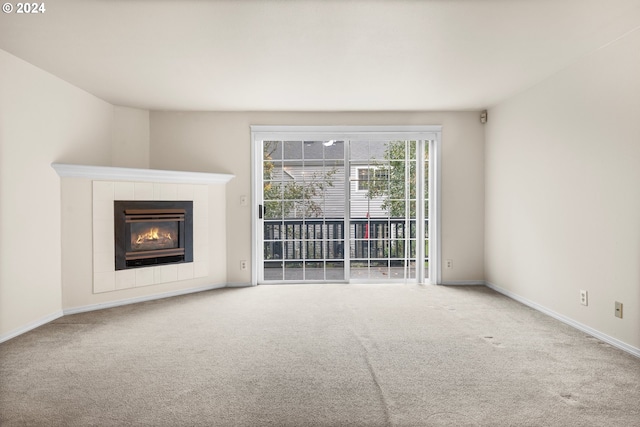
[357,167,388,191]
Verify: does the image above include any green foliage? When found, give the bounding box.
[366,141,421,217]
[263,142,337,218]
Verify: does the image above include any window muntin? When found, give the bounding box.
[356,167,389,191]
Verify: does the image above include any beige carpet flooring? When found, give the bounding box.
[1,284,639,426]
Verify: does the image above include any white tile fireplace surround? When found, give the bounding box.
[93,181,205,293]
[52,164,234,294]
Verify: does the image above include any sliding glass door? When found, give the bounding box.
[252,127,439,285]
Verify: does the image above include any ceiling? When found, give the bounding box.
[1,0,639,111]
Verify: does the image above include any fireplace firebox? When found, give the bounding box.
[114,201,193,270]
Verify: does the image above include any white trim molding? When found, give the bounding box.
[225,282,253,288]
[440,280,486,286]
[52,163,234,184]
[486,282,640,359]
[250,125,442,143]
[63,283,227,316]
[2,284,232,343]
[0,310,64,344]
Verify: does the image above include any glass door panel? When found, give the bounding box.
[348,140,419,281]
[262,140,346,282]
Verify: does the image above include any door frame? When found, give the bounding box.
[250,125,442,285]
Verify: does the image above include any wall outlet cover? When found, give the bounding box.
[615,301,623,318]
[580,290,588,306]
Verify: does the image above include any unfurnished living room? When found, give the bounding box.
[1,1,639,426]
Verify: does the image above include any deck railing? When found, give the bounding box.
[264,218,425,261]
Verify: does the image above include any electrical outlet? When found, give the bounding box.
[240,260,248,271]
[445,259,453,269]
[615,301,623,319]
[580,290,588,306]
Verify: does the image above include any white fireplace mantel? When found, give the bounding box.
[51,163,234,184]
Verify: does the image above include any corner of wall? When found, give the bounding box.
[112,106,151,168]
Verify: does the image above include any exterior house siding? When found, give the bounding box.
[266,162,387,219]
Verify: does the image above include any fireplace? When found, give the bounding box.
[114,201,193,270]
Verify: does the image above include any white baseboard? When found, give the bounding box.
[440,280,486,286]
[486,282,640,359]
[63,283,228,315]
[225,282,254,288]
[0,310,64,344]
[2,284,232,343]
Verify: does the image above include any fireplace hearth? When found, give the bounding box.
[114,201,193,270]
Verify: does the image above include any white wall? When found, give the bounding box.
[112,106,150,168]
[150,111,485,285]
[0,50,114,338]
[485,30,640,349]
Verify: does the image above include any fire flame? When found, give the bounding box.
[135,227,172,245]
